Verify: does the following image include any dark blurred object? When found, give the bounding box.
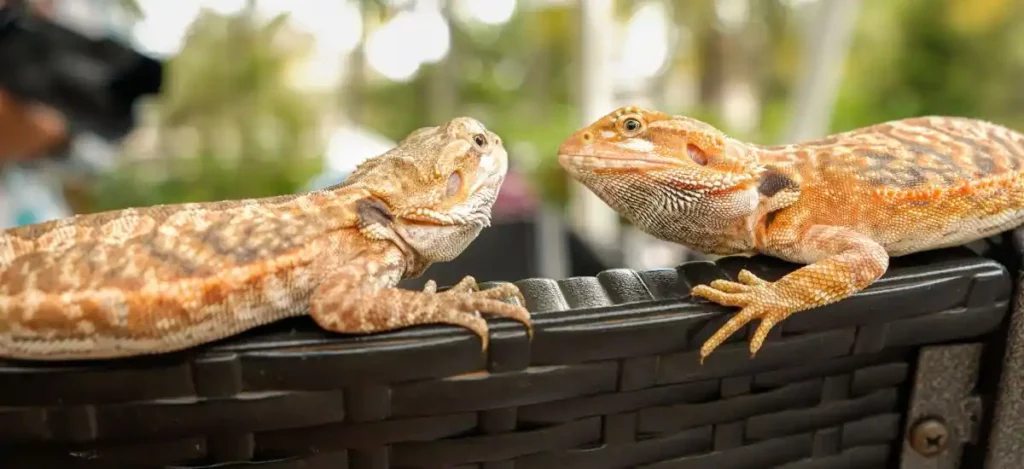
[0,88,66,162]
[0,0,163,142]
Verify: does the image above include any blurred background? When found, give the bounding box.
[1,0,1022,286]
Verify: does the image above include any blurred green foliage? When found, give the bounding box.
[87,0,1024,213]
[834,0,1024,132]
[91,6,323,211]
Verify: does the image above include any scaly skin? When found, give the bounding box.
[558,105,1024,362]
[0,117,532,360]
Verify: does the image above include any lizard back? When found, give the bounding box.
[763,116,1024,188]
[755,116,1024,255]
[0,191,362,294]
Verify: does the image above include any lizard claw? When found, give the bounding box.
[690,270,790,363]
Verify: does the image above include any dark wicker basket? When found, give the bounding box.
[0,245,1013,468]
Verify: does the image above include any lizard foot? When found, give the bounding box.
[310,276,532,352]
[429,279,532,350]
[690,269,792,363]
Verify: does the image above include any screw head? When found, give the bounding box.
[909,418,949,457]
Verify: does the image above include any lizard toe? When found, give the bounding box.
[750,313,783,357]
[699,304,762,362]
[445,312,490,351]
[447,276,479,293]
[446,291,534,342]
[472,282,528,307]
[452,311,492,350]
[708,279,750,293]
[737,269,769,286]
[690,284,750,308]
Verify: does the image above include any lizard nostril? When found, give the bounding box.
[581,131,593,142]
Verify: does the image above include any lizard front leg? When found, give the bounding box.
[309,259,532,351]
[692,225,889,362]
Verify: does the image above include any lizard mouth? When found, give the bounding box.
[397,211,489,231]
[395,208,461,226]
[558,151,684,172]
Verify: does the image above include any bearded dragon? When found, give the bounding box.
[558,105,1024,362]
[0,117,532,360]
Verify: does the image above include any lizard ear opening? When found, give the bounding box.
[356,197,394,227]
[687,144,709,166]
[446,171,463,197]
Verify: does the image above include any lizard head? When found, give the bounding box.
[557,105,761,250]
[344,116,509,264]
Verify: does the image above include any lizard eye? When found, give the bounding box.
[687,144,708,166]
[622,118,642,133]
[446,171,463,197]
[472,134,487,149]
